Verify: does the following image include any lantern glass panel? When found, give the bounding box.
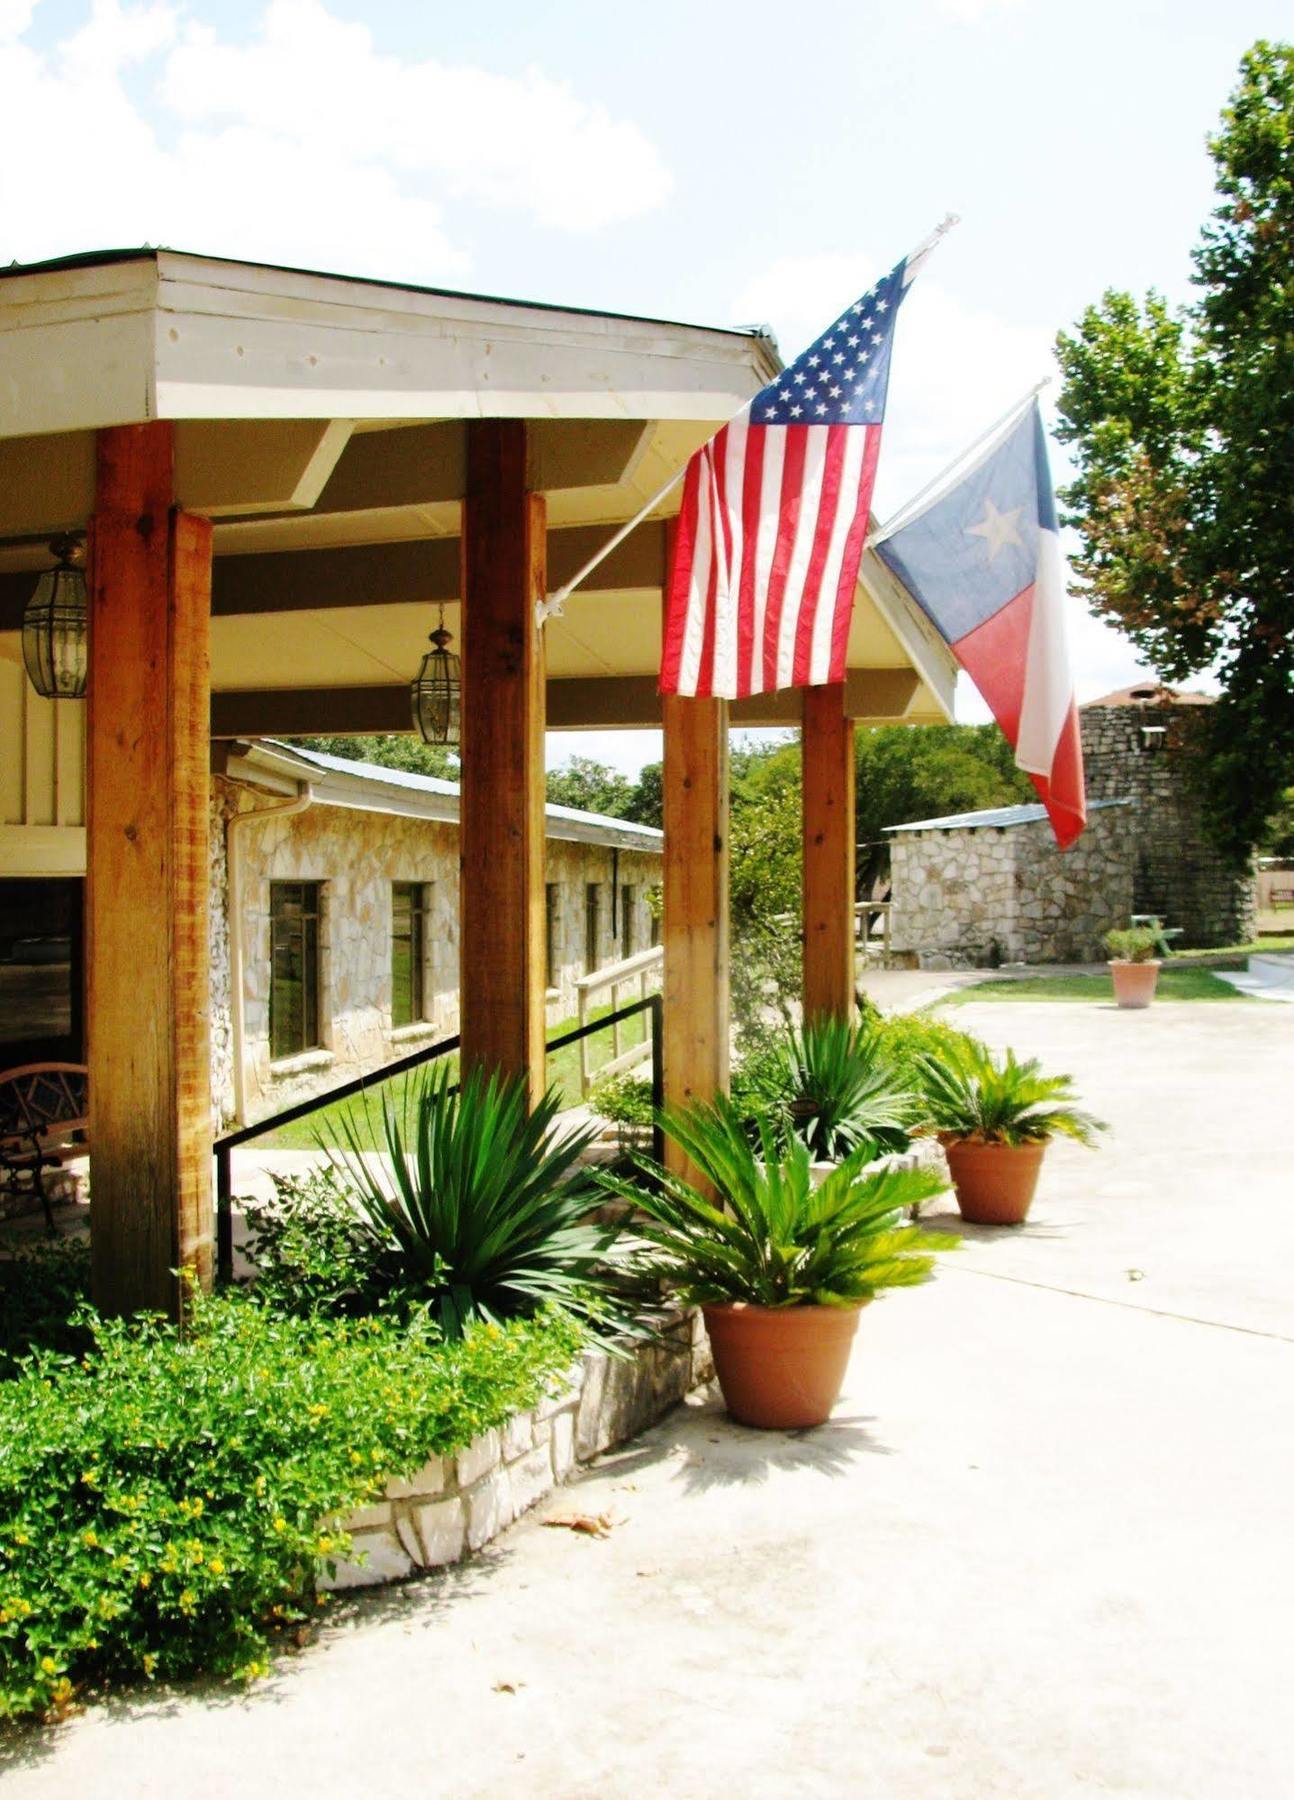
[410,640,461,747]
[22,563,88,700]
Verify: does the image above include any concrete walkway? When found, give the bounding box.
[4,996,1293,1797]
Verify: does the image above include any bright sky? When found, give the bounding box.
[0,0,1275,774]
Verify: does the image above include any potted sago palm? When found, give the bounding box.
[602,1096,955,1429]
[916,1039,1104,1227]
[1103,925,1165,1009]
[769,1014,917,1170]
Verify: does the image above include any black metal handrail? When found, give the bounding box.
[213,993,662,1284]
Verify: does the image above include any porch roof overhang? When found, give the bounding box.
[227,738,663,855]
[0,248,956,730]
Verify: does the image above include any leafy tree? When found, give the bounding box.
[290,733,460,781]
[545,756,637,819]
[1055,41,1294,863]
[724,722,1032,1038]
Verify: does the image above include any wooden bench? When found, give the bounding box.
[0,1063,88,1232]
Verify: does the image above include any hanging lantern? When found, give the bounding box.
[410,608,461,747]
[22,535,88,700]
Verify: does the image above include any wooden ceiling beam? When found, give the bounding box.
[208,668,923,737]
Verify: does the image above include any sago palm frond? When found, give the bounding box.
[600,1094,957,1309]
[914,1039,1105,1146]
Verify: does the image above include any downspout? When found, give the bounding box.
[225,781,314,1126]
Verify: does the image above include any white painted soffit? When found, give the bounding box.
[0,250,779,438]
[226,741,662,855]
[858,548,958,723]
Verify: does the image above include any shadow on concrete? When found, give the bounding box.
[919,1204,1070,1247]
[584,1388,891,1496]
[0,1547,515,1774]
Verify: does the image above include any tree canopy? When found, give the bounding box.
[1054,40,1294,863]
[289,734,460,782]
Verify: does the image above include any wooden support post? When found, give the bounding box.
[87,422,213,1318]
[802,681,857,1023]
[662,689,730,1172]
[459,420,547,1103]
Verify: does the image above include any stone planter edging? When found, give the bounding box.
[324,1308,712,1590]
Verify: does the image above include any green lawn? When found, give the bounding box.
[259,998,648,1151]
[945,967,1254,1005]
[1169,934,1294,959]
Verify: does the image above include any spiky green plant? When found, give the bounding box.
[324,1063,626,1338]
[769,1015,918,1160]
[914,1039,1105,1147]
[601,1096,956,1309]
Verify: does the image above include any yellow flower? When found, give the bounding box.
[272,1517,287,1534]
[209,1558,225,1577]
[82,1528,99,1549]
[253,1475,267,1496]
[307,1403,329,1419]
[51,1678,73,1705]
[315,1535,334,1555]
[178,1589,197,1612]
[13,1530,30,1546]
[40,1656,58,1676]
[138,1573,152,1589]
[142,1653,157,1676]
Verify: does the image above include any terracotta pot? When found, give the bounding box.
[1109,959,1161,1009]
[940,1136,1046,1226]
[701,1301,864,1429]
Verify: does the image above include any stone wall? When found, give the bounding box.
[324,1310,712,1590]
[208,777,661,1125]
[889,803,1137,969]
[1081,703,1255,947]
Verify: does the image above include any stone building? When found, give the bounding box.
[887,685,1256,968]
[887,799,1137,970]
[210,741,662,1125]
[1080,686,1254,946]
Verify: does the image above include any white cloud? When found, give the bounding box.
[0,0,671,280]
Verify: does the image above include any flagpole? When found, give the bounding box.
[867,375,1051,549]
[535,463,690,627]
[535,214,963,629]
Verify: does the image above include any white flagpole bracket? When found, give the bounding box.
[535,467,686,631]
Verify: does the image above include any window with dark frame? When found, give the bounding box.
[391,882,428,1028]
[545,883,560,989]
[269,881,322,1060]
[584,882,601,973]
[620,884,636,960]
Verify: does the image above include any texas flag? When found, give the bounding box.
[874,400,1086,848]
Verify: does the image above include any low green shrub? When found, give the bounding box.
[0,1291,584,1723]
[588,1071,654,1129]
[0,1236,92,1377]
[862,1008,989,1089]
[242,1166,401,1318]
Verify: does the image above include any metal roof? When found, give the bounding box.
[886,797,1132,834]
[252,740,663,853]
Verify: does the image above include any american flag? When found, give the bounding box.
[660,255,919,699]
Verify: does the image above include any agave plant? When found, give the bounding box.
[324,1062,626,1338]
[737,1022,921,1159]
[914,1039,1105,1146]
[601,1095,956,1309]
